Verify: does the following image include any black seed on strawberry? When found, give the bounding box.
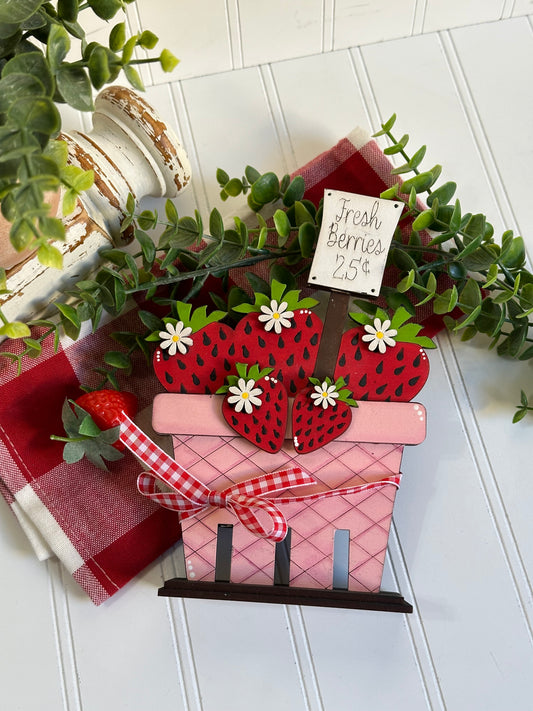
[341,409,349,418]
[196,354,204,366]
[162,349,170,361]
[231,416,238,426]
[327,426,334,434]
[192,374,200,386]
[165,372,173,384]
[307,416,313,425]
[278,336,285,349]
[295,331,302,343]
[219,328,227,340]
[178,360,186,370]
[224,358,231,371]
[286,354,294,366]
[318,435,324,443]
[203,332,211,346]
[359,374,367,387]
[180,383,187,394]
[298,366,305,379]
[394,365,405,376]
[255,433,261,444]
[305,314,313,328]
[275,402,281,412]
[305,429,312,437]
[269,441,277,451]
[351,333,360,347]
[269,353,276,366]
[360,393,369,400]
[376,384,387,395]
[308,438,314,448]
[296,413,302,424]
[397,347,404,361]
[204,385,211,394]
[376,361,384,374]
[295,427,302,437]
[278,390,284,401]
[276,418,283,428]
[310,333,318,346]
[344,374,351,385]
[273,431,280,440]
[265,392,272,403]
[252,415,259,425]
[265,411,271,421]
[303,347,310,360]
[336,423,345,430]
[244,423,250,433]
[395,384,403,397]
[261,425,267,435]
[290,382,297,394]
[409,375,420,387]
[244,322,252,335]
[242,345,249,358]
[210,369,217,381]
[317,424,324,431]
[355,347,362,361]
[258,336,266,347]
[413,354,421,367]
[338,353,346,367]
[229,343,235,356]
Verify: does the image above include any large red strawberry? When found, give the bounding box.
[292,377,356,453]
[233,279,323,396]
[334,307,435,402]
[219,363,288,453]
[51,389,138,470]
[151,303,234,393]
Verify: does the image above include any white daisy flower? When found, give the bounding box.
[227,378,263,414]
[158,321,194,356]
[257,299,295,334]
[310,381,339,410]
[362,318,398,354]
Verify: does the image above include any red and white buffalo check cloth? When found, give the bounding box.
[0,127,441,604]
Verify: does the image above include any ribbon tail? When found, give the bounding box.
[137,472,206,518]
[231,495,288,542]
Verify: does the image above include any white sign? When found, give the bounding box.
[308,189,402,296]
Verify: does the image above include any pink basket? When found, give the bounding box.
[153,394,426,593]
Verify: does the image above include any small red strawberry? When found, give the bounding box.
[151,303,234,393]
[292,377,357,454]
[218,363,288,453]
[334,307,435,402]
[51,389,138,470]
[233,279,323,395]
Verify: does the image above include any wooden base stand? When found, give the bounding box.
[158,578,413,613]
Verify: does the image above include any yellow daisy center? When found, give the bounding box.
[273,312,280,319]
[242,392,249,399]
[172,334,180,342]
[322,391,328,397]
[376,330,384,339]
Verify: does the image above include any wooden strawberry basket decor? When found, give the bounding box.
[119,190,434,612]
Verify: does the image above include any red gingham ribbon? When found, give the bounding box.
[119,415,401,542]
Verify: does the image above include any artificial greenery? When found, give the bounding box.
[0,0,178,339]
[0,114,531,418]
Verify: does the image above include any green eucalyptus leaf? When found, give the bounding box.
[56,65,94,111]
[87,0,123,21]
[47,24,70,72]
[433,286,458,315]
[0,0,42,24]
[297,222,316,258]
[104,351,131,370]
[88,45,111,90]
[209,207,224,240]
[0,320,31,338]
[245,165,261,184]
[159,49,179,73]
[2,51,53,96]
[8,96,61,134]
[400,171,434,194]
[502,236,525,269]
[427,181,456,207]
[139,29,158,50]
[411,209,434,231]
[251,172,279,205]
[123,64,145,92]
[282,175,305,207]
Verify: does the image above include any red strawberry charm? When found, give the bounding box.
[334,307,435,402]
[219,363,288,453]
[233,280,323,396]
[51,389,138,470]
[292,377,357,454]
[151,303,233,393]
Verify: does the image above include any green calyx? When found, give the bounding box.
[50,399,124,471]
[216,362,273,393]
[308,376,358,407]
[146,302,226,342]
[349,306,436,349]
[232,279,318,315]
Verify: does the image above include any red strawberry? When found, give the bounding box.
[219,363,288,453]
[51,389,138,470]
[75,389,138,434]
[292,377,356,453]
[334,307,435,402]
[152,303,234,393]
[233,279,323,395]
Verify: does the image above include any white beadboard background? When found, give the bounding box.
[1,4,533,711]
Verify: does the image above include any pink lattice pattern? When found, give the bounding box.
[173,434,402,591]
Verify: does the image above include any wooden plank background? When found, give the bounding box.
[1,5,532,710]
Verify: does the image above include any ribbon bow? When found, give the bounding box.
[119,414,315,542]
[119,415,401,543]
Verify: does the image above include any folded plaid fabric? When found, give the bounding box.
[0,127,441,605]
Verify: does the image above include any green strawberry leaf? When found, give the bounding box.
[63,441,85,464]
[79,414,101,437]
